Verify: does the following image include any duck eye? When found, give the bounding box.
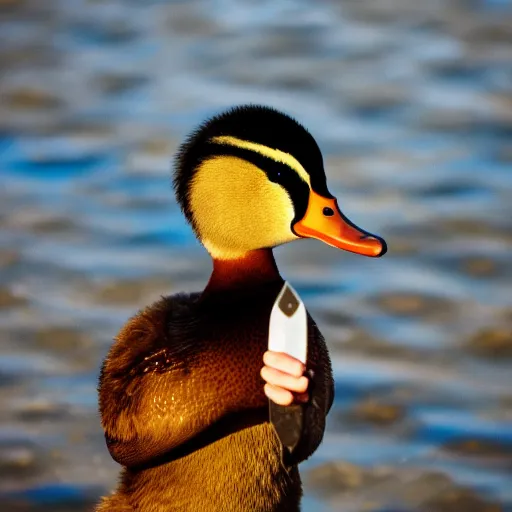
[323,207,334,217]
[268,170,282,182]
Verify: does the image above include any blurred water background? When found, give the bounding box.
[1,0,512,510]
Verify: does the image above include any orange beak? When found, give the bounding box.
[292,191,386,257]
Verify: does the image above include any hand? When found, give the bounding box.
[261,351,309,406]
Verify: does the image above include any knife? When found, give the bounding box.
[268,281,308,459]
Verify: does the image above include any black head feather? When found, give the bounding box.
[173,104,331,229]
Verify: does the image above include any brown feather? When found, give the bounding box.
[96,278,333,511]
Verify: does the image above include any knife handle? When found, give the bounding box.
[269,401,304,461]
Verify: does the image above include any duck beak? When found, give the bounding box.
[292,191,387,257]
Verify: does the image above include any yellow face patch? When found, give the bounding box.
[211,136,311,186]
[189,155,299,260]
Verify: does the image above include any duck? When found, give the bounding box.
[96,105,386,512]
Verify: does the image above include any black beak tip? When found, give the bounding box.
[360,232,388,258]
[375,237,387,257]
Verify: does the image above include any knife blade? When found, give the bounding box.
[268,281,308,459]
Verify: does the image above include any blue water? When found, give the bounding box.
[1,0,511,511]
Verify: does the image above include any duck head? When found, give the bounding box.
[174,105,386,260]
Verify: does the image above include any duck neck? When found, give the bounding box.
[202,249,282,297]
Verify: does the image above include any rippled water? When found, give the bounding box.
[1,0,511,511]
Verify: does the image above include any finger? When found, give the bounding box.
[260,366,309,394]
[263,351,305,378]
[264,383,294,406]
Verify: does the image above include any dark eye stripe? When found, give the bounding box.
[204,143,310,222]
